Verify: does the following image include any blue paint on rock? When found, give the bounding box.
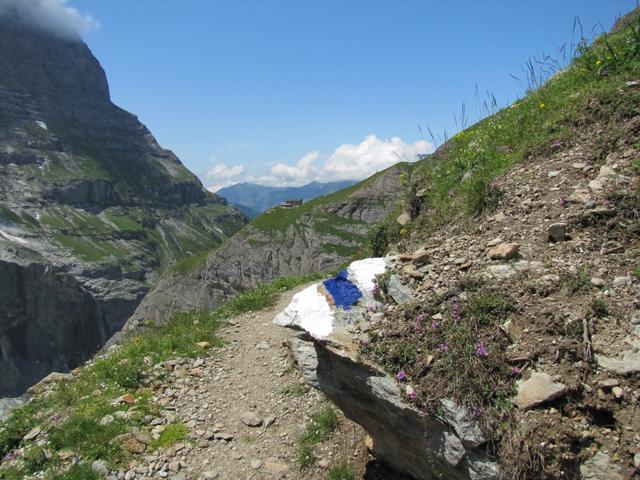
[323,269,362,310]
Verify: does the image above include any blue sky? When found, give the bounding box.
[65,0,636,190]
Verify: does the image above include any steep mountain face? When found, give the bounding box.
[217,180,357,217]
[117,164,412,337]
[0,19,246,396]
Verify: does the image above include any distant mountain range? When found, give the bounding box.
[217,180,357,217]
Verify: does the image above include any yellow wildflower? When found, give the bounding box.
[595,59,602,66]
[539,102,545,108]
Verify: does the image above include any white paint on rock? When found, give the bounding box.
[273,284,335,338]
[347,257,386,293]
[275,258,388,338]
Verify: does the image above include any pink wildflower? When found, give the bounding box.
[475,341,489,357]
[396,370,407,381]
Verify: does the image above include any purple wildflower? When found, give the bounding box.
[396,370,407,381]
[491,177,501,189]
[550,139,562,151]
[510,366,522,376]
[431,321,440,330]
[437,343,449,352]
[475,341,489,357]
[3,451,16,462]
[451,297,461,323]
[471,406,483,418]
[559,197,568,207]
[407,390,417,400]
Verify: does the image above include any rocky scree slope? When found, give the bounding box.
[283,12,640,480]
[120,162,415,336]
[0,19,246,397]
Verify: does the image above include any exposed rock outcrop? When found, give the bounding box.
[275,261,500,480]
[0,260,106,396]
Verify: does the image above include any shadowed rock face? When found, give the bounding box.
[0,261,105,396]
[288,333,500,480]
[0,20,246,396]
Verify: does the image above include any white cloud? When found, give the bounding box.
[205,163,246,180]
[322,135,432,181]
[252,135,432,186]
[206,180,237,193]
[268,151,320,184]
[0,0,100,39]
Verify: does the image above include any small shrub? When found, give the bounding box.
[464,291,516,327]
[592,298,609,318]
[327,459,358,480]
[281,384,307,397]
[368,222,390,257]
[48,416,125,462]
[21,446,48,474]
[51,463,101,480]
[464,175,503,216]
[296,406,339,468]
[564,270,593,294]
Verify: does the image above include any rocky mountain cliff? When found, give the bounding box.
[117,163,415,337]
[0,18,246,396]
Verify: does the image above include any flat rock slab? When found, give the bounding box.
[580,451,623,480]
[387,274,413,304]
[596,338,640,375]
[487,242,520,260]
[514,372,567,409]
[486,264,516,279]
[239,412,263,427]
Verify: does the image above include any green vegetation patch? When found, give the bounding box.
[362,286,517,436]
[152,423,188,449]
[0,205,21,224]
[169,251,209,275]
[104,213,143,232]
[53,234,126,263]
[280,384,307,397]
[327,460,358,480]
[321,243,359,258]
[296,405,339,468]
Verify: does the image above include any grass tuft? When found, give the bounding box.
[296,405,339,468]
[327,459,358,480]
[152,423,188,449]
